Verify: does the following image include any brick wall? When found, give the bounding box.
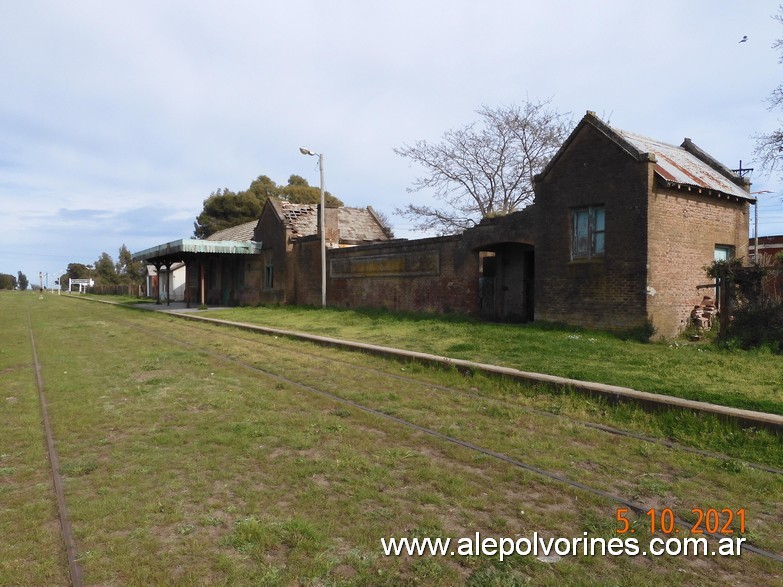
[323,236,480,314]
[255,206,291,304]
[290,238,323,306]
[647,188,750,337]
[534,123,650,331]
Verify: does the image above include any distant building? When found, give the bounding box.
[750,234,783,263]
[134,200,390,306]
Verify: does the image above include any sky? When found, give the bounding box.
[2,0,783,285]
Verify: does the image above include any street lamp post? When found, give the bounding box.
[751,190,773,263]
[299,147,327,307]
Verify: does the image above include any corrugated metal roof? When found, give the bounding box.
[133,238,262,262]
[536,112,754,203]
[617,130,751,200]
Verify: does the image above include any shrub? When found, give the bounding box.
[706,259,783,353]
[725,302,783,353]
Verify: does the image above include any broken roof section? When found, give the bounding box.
[278,201,319,238]
[266,198,391,244]
[537,111,755,203]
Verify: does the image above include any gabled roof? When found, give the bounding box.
[263,198,391,243]
[338,207,391,243]
[206,220,258,241]
[536,111,754,203]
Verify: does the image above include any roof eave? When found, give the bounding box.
[655,176,756,203]
[133,239,263,262]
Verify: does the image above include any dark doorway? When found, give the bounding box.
[478,243,534,322]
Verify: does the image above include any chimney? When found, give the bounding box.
[319,205,340,245]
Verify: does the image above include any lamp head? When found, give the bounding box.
[299,147,316,156]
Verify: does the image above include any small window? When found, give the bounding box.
[714,246,732,262]
[572,206,605,259]
[264,263,274,289]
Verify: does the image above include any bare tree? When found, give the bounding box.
[395,99,572,234]
[754,6,783,178]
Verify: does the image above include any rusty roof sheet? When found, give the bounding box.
[617,130,752,200]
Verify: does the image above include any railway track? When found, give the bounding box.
[112,311,783,564]
[163,317,783,478]
[27,311,83,587]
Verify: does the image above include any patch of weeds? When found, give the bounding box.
[177,524,195,536]
[446,342,478,354]
[384,448,417,462]
[410,522,446,540]
[411,557,458,583]
[231,422,266,438]
[580,509,621,536]
[633,443,652,458]
[226,517,325,560]
[0,466,17,476]
[482,404,515,421]
[60,460,98,477]
[278,518,323,552]
[466,565,529,587]
[719,459,747,473]
[225,517,271,553]
[201,515,222,527]
[637,475,671,495]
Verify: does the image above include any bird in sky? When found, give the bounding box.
[739,35,748,43]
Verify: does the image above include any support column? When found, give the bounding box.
[153,261,163,304]
[163,261,173,306]
[185,262,191,309]
[200,261,205,306]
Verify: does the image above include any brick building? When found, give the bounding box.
[750,234,783,263]
[749,234,783,299]
[253,198,392,306]
[135,112,753,338]
[533,112,753,336]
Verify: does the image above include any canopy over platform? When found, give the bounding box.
[132,238,263,307]
[133,238,263,263]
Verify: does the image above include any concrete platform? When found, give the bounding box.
[134,301,232,313]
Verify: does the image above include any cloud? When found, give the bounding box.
[1,0,781,280]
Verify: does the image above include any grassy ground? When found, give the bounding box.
[171,303,783,416]
[0,296,68,585]
[4,291,783,585]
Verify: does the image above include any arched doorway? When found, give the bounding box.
[477,243,534,322]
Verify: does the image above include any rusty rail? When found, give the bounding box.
[27,311,83,587]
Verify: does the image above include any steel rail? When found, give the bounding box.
[166,317,783,477]
[120,316,783,565]
[27,311,83,587]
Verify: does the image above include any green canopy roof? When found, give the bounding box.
[133,239,262,262]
